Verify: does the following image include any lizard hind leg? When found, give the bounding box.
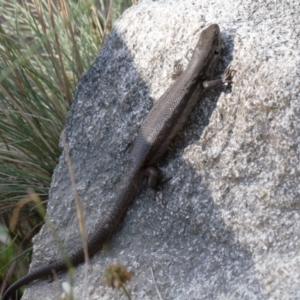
[144,166,171,204]
[144,166,160,189]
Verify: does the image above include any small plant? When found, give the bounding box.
[104,263,133,300]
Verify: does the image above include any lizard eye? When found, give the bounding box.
[214,50,219,55]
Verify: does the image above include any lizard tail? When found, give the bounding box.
[1,259,69,300]
[2,222,112,300]
[2,168,143,300]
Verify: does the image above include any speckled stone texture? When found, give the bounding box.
[23,0,300,299]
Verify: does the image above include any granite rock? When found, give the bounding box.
[23,0,300,299]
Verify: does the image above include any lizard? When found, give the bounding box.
[2,23,233,300]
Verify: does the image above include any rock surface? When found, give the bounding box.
[23,0,300,299]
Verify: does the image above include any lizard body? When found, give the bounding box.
[2,23,229,300]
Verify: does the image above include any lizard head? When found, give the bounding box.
[193,23,222,79]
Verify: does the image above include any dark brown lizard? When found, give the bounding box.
[2,23,233,300]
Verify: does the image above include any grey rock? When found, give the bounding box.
[23,0,300,299]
